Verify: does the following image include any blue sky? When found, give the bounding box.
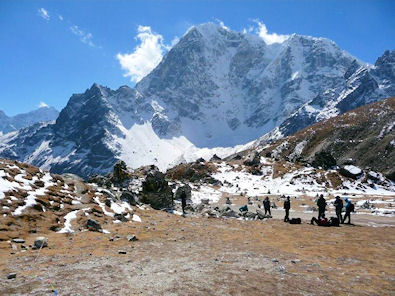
[0,0,394,116]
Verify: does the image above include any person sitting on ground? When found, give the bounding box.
[239,205,248,213]
[333,196,343,223]
[263,196,271,216]
[311,214,330,226]
[283,196,291,222]
[311,214,339,227]
[317,194,327,219]
[342,197,354,224]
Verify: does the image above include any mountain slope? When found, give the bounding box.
[257,97,395,178]
[0,106,59,134]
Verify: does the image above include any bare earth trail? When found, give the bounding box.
[1,207,394,296]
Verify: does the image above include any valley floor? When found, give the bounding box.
[1,206,394,296]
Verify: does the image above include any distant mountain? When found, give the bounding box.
[257,97,395,179]
[0,106,59,134]
[0,23,393,178]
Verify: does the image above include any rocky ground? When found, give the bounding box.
[1,158,394,295]
[0,206,394,296]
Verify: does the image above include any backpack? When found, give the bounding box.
[330,217,340,227]
[289,218,301,224]
[349,203,355,212]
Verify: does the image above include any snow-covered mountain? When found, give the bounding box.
[0,106,59,134]
[257,50,395,143]
[0,23,393,178]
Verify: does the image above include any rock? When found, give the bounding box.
[195,157,205,163]
[12,238,25,244]
[7,273,16,279]
[210,154,222,161]
[120,191,138,206]
[34,180,45,187]
[11,244,17,251]
[225,197,232,205]
[34,237,48,249]
[118,250,127,254]
[140,167,173,210]
[340,165,363,179]
[126,235,138,242]
[86,219,102,232]
[88,174,108,187]
[112,160,129,183]
[312,151,336,170]
[201,199,210,205]
[272,258,279,263]
[243,152,261,166]
[114,213,129,222]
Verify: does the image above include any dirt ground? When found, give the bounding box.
[1,204,394,296]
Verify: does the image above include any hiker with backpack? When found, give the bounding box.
[333,196,343,223]
[317,194,327,219]
[263,196,271,216]
[342,197,354,224]
[283,196,291,222]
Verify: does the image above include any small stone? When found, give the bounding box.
[118,250,127,254]
[12,238,25,244]
[34,237,48,249]
[272,258,279,263]
[7,273,16,279]
[11,244,17,251]
[126,235,138,242]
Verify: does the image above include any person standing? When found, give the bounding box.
[343,197,354,224]
[180,191,187,216]
[333,196,343,223]
[317,194,327,219]
[263,196,271,216]
[284,196,291,222]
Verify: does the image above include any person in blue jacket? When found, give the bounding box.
[342,197,354,224]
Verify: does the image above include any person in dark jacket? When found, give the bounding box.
[180,191,187,215]
[263,196,271,216]
[283,196,290,222]
[342,198,353,224]
[333,196,343,223]
[317,194,327,219]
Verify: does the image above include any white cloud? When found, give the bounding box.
[58,14,63,21]
[38,102,49,108]
[117,25,171,83]
[38,8,50,21]
[70,25,96,47]
[255,21,289,44]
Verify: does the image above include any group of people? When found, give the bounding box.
[278,194,354,226]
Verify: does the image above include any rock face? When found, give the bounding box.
[0,24,393,178]
[140,166,173,210]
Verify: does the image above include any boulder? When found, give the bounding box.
[126,235,139,242]
[112,160,129,183]
[86,219,102,232]
[11,238,25,244]
[210,154,222,161]
[195,157,205,163]
[244,152,261,166]
[312,151,336,170]
[140,167,173,210]
[340,165,363,179]
[120,191,138,206]
[7,273,16,279]
[34,237,48,249]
